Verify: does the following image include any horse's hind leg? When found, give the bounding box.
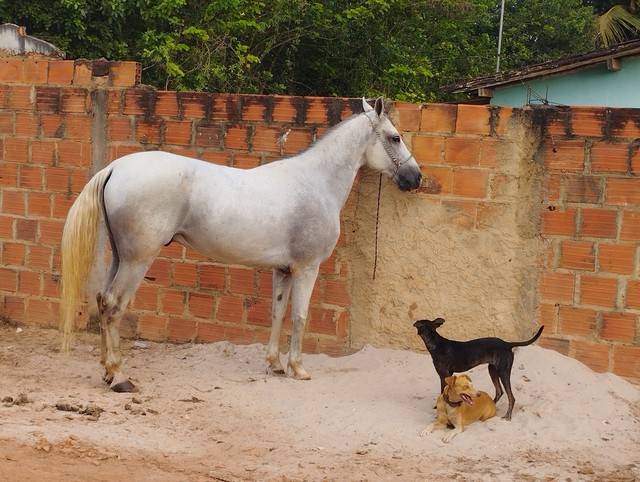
[98,260,152,392]
[287,265,320,380]
[266,268,292,374]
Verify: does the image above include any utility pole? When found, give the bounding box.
[496,0,506,72]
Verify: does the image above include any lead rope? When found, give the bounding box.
[373,173,383,280]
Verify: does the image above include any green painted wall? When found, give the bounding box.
[491,57,640,108]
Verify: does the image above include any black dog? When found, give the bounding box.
[413,318,543,420]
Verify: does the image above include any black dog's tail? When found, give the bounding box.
[509,325,544,348]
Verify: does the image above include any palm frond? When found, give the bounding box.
[598,5,640,47]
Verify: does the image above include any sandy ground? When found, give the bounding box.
[0,324,638,482]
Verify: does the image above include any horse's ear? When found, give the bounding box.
[362,97,373,112]
[374,96,385,117]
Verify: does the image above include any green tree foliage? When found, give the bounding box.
[0,0,598,102]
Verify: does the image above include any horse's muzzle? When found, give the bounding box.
[396,164,422,192]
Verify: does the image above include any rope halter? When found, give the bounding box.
[364,111,414,180]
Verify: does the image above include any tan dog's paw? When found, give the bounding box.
[420,424,435,437]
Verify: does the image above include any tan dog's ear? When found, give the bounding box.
[444,375,456,387]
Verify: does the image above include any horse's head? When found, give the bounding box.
[362,97,422,191]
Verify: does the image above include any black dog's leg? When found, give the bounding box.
[498,357,516,420]
[488,364,503,403]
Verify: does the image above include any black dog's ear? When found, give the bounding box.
[433,317,445,327]
[413,319,424,328]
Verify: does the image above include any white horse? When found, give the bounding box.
[60,97,422,392]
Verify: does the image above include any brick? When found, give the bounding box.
[598,244,636,275]
[621,211,640,241]
[493,107,513,137]
[540,272,574,303]
[451,169,489,199]
[0,267,18,291]
[164,120,192,146]
[282,128,313,155]
[445,137,481,166]
[195,321,225,343]
[27,245,51,270]
[61,88,89,113]
[123,89,152,116]
[544,139,585,171]
[601,312,636,343]
[144,258,172,286]
[136,119,162,145]
[155,91,179,116]
[324,279,349,306]
[217,295,244,322]
[195,123,222,148]
[10,85,33,110]
[590,142,628,173]
[31,140,56,164]
[0,58,24,82]
[272,95,299,123]
[421,104,456,134]
[412,135,445,164]
[233,154,261,169]
[52,193,75,218]
[138,313,168,341]
[5,137,29,163]
[394,101,421,131]
[26,298,53,326]
[479,138,500,168]
[41,113,64,138]
[19,270,41,296]
[613,346,640,379]
[1,242,26,266]
[16,113,38,136]
[0,216,13,239]
[229,267,255,295]
[580,208,617,239]
[242,97,268,122]
[168,317,197,343]
[200,265,225,290]
[542,206,577,236]
[246,298,271,326]
[626,280,640,309]
[305,98,329,124]
[0,164,18,187]
[565,175,601,204]
[161,288,186,315]
[571,107,607,137]
[572,340,610,373]
[605,178,640,205]
[109,117,132,142]
[72,63,91,86]
[133,285,158,311]
[27,192,51,217]
[39,219,64,244]
[225,126,249,150]
[224,326,255,345]
[173,263,197,286]
[2,295,25,322]
[0,111,13,134]
[20,165,44,190]
[2,190,25,215]
[16,219,37,241]
[580,275,618,308]
[535,336,571,356]
[559,305,597,335]
[559,240,594,270]
[178,92,208,119]
[64,114,92,141]
[253,126,282,153]
[48,61,74,84]
[189,293,214,319]
[455,104,491,135]
[45,167,69,192]
[308,307,337,335]
[109,62,141,87]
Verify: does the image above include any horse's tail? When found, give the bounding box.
[59,166,113,351]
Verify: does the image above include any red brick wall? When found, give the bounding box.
[0,57,638,380]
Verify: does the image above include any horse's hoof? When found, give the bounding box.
[267,367,286,376]
[111,379,139,393]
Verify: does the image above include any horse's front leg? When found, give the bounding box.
[266,268,292,375]
[288,265,320,380]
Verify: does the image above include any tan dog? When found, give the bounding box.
[421,374,496,443]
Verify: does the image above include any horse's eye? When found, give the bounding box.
[391,135,401,143]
